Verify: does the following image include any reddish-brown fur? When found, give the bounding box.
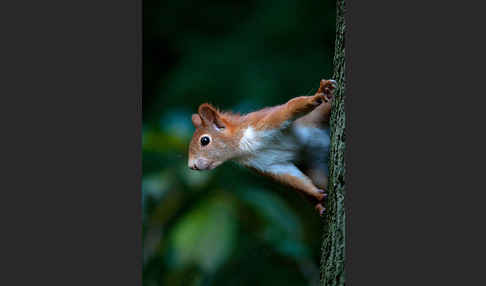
[188,79,336,215]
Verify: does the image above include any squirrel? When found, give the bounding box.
[188,79,336,216]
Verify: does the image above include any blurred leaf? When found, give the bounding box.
[143,130,187,153]
[169,195,237,273]
[143,172,171,200]
[181,166,212,188]
[237,188,302,239]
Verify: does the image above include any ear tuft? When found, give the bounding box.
[191,114,202,127]
[198,103,217,123]
[198,103,226,130]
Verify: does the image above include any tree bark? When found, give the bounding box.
[320,0,346,285]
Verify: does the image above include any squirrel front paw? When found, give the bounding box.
[318,79,337,101]
[312,79,336,106]
[312,93,328,105]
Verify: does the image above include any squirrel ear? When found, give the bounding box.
[191,114,202,127]
[198,104,216,122]
[198,103,226,129]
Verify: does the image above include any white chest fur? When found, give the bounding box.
[236,125,329,172]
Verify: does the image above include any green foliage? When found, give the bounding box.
[143,0,335,285]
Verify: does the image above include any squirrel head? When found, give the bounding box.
[188,103,239,171]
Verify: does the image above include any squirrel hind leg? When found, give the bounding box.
[306,167,328,216]
[315,203,326,216]
[305,166,328,191]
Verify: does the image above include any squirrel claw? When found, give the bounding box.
[315,203,326,216]
[319,79,337,101]
[317,189,328,200]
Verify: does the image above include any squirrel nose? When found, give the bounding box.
[188,158,209,170]
[195,158,210,170]
[188,158,202,170]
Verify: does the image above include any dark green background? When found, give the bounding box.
[143,0,336,285]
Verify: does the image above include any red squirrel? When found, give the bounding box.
[188,79,336,215]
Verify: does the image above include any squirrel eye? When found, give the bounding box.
[200,136,210,146]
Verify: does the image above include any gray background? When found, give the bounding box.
[0,0,484,285]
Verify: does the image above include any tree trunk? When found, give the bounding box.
[320,0,346,285]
